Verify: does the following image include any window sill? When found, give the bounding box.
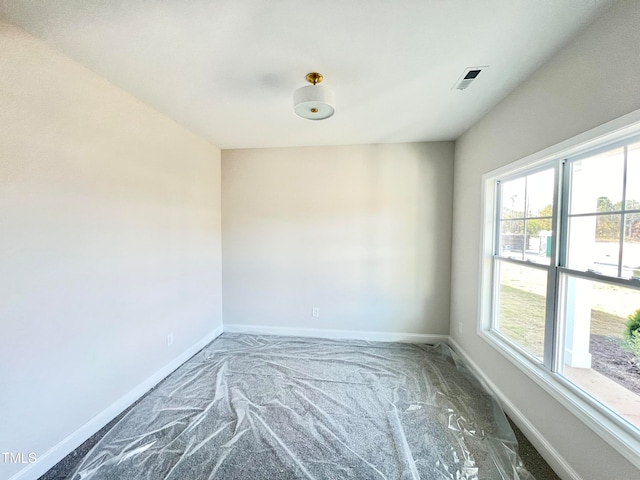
[478,329,640,469]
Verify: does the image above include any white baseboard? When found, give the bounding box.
[223,323,449,344]
[10,325,224,480]
[448,337,582,480]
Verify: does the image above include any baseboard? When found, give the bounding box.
[223,323,448,344]
[9,325,224,480]
[448,337,583,480]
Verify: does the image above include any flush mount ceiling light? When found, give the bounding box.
[293,72,335,120]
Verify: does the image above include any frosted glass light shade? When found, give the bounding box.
[293,85,335,120]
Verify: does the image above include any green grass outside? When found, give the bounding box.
[498,285,628,356]
[499,285,546,357]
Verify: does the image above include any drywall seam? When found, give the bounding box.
[448,337,582,480]
[223,323,449,344]
[9,326,224,480]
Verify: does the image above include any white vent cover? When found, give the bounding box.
[453,66,488,90]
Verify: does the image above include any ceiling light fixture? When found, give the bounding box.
[293,72,335,120]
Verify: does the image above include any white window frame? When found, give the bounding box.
[478,109,640,468]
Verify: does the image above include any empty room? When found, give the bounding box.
[2,1,639,479]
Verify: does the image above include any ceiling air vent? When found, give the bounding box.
[453,66,487,91]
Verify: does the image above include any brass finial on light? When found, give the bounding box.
[305,72,323,85]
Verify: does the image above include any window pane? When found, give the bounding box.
[626,142,640,211]
[495,260,547,360]
[526,169,555,217]
[558,275,640,430]
[499,220,524,260]
[623,213,640,279]
[567,214,621,276]
[501,177,525,219]
[525,221,552,265]
[569,148,624,215]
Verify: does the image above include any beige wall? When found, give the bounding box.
[451,1,640,479]
[222,143,453,336]
[0,22,222,479]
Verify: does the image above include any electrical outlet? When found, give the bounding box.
[457,322,463,335]
[312,307,320,318]
[167,333,174,347]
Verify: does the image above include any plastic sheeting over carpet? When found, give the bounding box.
[71,334,535,479]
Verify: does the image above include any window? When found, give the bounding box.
[494,168,556,362]
[480,115,640,466]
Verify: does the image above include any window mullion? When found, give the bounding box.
[618,145,628,277]
[544,160,564,370]
[523,178,528,262]
[551,158,572,372]
[494,181,502,256]
[558,159,570,269]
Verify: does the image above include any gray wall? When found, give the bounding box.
[222,143,453,336]
[450,1,640,479]
[0,22,223,480]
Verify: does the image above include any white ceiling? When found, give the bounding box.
[0,0,615,149]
